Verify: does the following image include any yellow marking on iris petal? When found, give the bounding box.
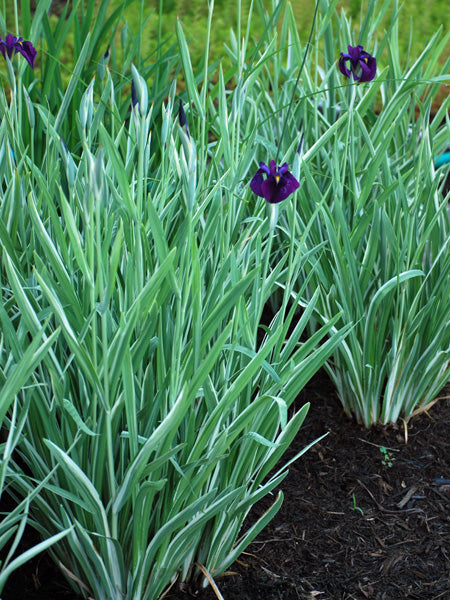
[275,175,280,184]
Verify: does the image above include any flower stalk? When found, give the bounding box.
[250,0,320,206]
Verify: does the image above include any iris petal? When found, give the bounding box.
[261,178,279,203]
[283,171,300,195]
[338,56,352,78]
[19,40,37,68]
[250,169,266,197]
[259,162,271,175]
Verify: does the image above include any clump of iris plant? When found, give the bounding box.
[250,160,299,204]
[338,45,376,83]
[0,33,36,69]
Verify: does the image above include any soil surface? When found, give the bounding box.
[2,371,450,600]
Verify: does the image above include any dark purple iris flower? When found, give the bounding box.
[250,160,299,204]
[0,33,36,69]
[339,45,376,83]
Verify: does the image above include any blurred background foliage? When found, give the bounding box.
[2,0,450,78]
[110,0,450,65]
[121,0,449,84]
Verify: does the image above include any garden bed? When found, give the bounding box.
[4,371,450,600]
[1,1,449,597]
[189,373,450,600]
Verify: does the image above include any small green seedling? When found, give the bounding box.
[380,446,395,467]
[351,493,364,515]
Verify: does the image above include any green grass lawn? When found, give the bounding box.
[120,0,450,67]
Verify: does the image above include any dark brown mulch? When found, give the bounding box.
[2,372,450,600]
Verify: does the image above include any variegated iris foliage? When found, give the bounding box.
[283,0,450,426]
[0,0,449,598]
[0,0,349,597]
[247,0,450,426]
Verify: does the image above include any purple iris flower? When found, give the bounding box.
[0,33,36,69]
[339,45,376,83]
[250,160,299,204]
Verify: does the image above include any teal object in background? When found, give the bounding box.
[435,152,450,168]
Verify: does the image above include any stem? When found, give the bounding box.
[274,0,320,164]
[134,111,146,293]
[258,223,275,332]
[138,0,144,71]
[200,0,213,176]
[14,0,19,34]
[155,0,163,92]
